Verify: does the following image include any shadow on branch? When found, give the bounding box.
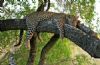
[0,19,100,58]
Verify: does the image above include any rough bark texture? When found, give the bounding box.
[26,36,37,65]
[0,19,100,58]
[38,34,59,65]
[0,0,4,7]
[37,20,100,58]
[0,19,27,31]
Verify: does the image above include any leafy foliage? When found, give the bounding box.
[55,0,95,22]
[0,0,97,65]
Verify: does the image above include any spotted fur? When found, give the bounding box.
[25,12,79,48]
[14,11,79,48]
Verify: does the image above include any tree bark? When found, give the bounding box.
[0,19,100,58]
[37,20,100,58]
[26,36,37,65]
[0,0,4,7]
[0,19,27,31]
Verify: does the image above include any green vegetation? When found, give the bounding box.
[0,0,99,65]
[0,33,96,65]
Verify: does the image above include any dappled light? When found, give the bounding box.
[0,0,100,65]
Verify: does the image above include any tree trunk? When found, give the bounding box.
[0,19,100,58]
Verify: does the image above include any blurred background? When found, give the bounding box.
[0,0,100,65]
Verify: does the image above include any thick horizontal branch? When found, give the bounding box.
[0,19,27,31]
[37,20,100,58]
[0,19,100,58]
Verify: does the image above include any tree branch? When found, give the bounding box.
[37,20,100,58]
[0,19,100,58]
[0,0,4,7]
[0,19,27,31]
